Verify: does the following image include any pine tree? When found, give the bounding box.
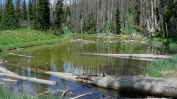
[37,0,50,31]
[0,7,2,23]
[22,0,27,22]
[53,0,63,35]
[28,0,35,28]
[0,0,17,30]
[83,13,96,34]
[88,13,96,34]
[115,2,121,34]
[15,0,21,28]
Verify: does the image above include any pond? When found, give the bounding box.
[0,35,175,98]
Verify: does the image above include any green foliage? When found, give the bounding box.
[0,86,61,99]
[0,0,17,30]
[147,30,162,38]
[0,7,2,22]
[148,37,175,48]
[15,0,21,28]
[28,1,36,29]
[22,0,27,21]
[0,86,31,99]
[134,10,140,25]
[37,0,50,31]
[134,26,143,33]
[163,2,177,22]
[115,2,121,34]
[53,0,64,36]
[0,28,61,51]
[83,13,96,34]
[104,22,110,33]
[142,55,177,77]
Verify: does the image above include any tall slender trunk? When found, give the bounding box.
[158,0,166,38]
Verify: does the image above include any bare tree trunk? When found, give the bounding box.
[158,0,166,38]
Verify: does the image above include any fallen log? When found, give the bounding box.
[70,92,93,99]
[9,53,33,58]
[0,78,17,82]
[0,66,18,75]
[6,63,47,75]
[46,72,177,98]
[81,53,171,60]
[0,73,57,85]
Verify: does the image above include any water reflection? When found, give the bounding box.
[1,36,175,98]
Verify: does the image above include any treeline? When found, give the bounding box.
[67,0,177,38]
[0,0,177,38]
[0,0,63,35]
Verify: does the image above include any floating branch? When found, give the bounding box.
[70,92,93,99]
[62,90,68,97]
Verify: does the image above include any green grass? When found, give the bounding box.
[0,28,68,52]
[142,55,177,77]
[0,85,62,99]
[0,85,32,99]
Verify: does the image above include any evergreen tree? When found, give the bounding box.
[37,0,50,31]
[83,13,96,34]
[15,0,21,28]
[22,0,27,22]
[0,7,2,23]
[115,2,121,34]
[0,0,17,30]
[53,0,63,35]
[28,0,35,28]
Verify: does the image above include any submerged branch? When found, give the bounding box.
[70,92,93,99]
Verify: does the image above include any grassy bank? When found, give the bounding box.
[142,55,177,77]
[0,28,71,52]
[0,85,62,99]
[0,85,31,99]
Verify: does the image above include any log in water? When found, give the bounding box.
[81,53,171,59]
[0,73,57,85]
[46,72,177,98]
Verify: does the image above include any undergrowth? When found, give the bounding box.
[142,55,177,77]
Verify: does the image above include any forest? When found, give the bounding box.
[0,0,177,38]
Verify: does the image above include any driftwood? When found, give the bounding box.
[6,63,47,75]
[82,53,171,60]
[9,53,33,58]
[46,72,177,98]
[0,73,57,85]
[0,82,5,85]
[70,92,93,99]
[0,78,17,82]
[62,90,68,97]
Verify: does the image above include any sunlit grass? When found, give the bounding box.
[142,55,177,77]
[0,28,65,51]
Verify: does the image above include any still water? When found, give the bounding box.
[1,36,175,98]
